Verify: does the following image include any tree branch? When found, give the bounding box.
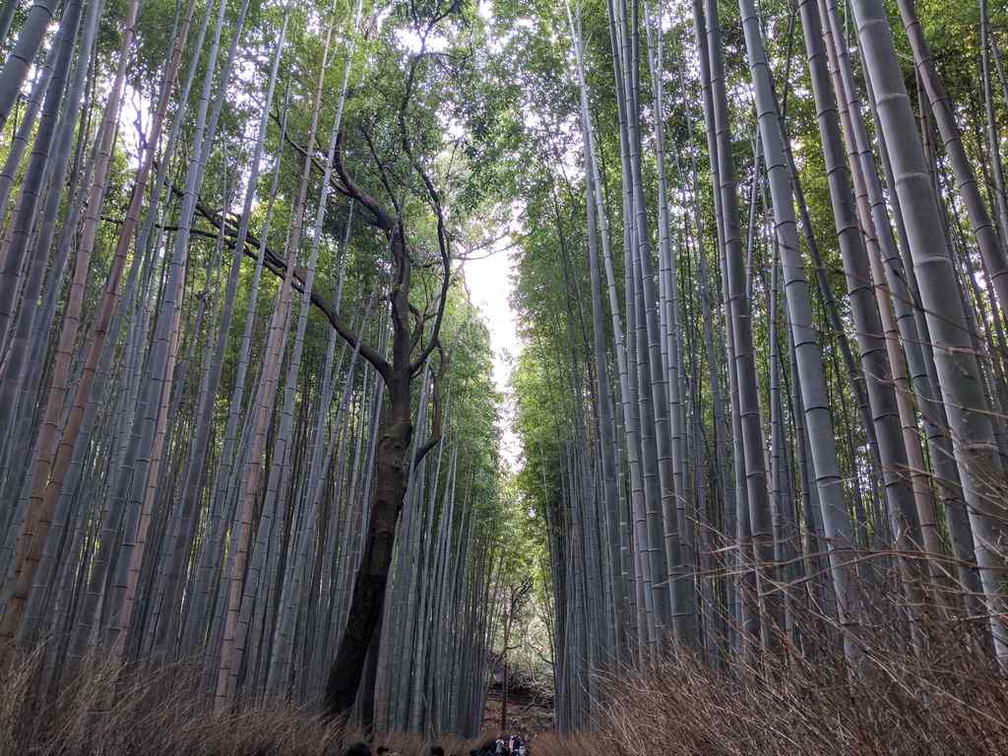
[268,108,385,228]
[167,183,392,380]
[414,349,446,464]
[400,53,454,375]
[332,130,396,233]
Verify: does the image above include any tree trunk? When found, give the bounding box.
[325,383,412,717]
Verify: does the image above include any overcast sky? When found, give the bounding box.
[462,236,521,472]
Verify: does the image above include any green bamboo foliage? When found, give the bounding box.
[1,0,1007,737]
[0,0,503,735]
[518,0,1008,722]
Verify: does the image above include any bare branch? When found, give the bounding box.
[170,183,392,380]
[414,347,446,464]
[332,130,396,233]
[399,54,454,375]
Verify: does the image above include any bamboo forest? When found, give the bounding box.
[1,0,1008,751]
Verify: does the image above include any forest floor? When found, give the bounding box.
[481,688,554,740]
[0,649,559,756]
[7,637,1007,756]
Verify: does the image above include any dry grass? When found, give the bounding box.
[589,659,1008,754]
[0,648,495,756]
[5,604,1008,755]
[561,613,1008,756]
[527,555,1008,756]
[524,732,595,755]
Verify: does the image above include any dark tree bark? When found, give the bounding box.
[324,45,452,711]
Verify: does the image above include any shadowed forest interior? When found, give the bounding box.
[1,0,1008,752]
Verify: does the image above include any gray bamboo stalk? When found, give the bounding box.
[0,0,82,361]
[15,111,101,647]
[804,0,942,574]
[259,258,366,704]
[214,16,338,708]
[250,7,360,697]
[0,0,98,481]
[817,0,977,602]
[184,91,291,656]
[851,0,1008,664]
[0,43,55,256]
[687,1,743,652]
[0,0,16,44]
[981,0,1008,246]
[703,0,769,654]
[0,0,147,650]
[612,0,678,641]
[739,0,862,661]
[896,0,1008,321]
[144,0,263,652]
[101,0,229,663]
[0,0,57,130]
[576,1,653,654]
[614,78,655,664]
[796,0,930,607]
[565,3,627,661]
[643,5,697,648]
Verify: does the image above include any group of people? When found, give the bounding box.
[341,738,528,756]
[471,735,528,756]
[342,744,449,756]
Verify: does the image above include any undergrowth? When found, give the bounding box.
[4,609,1008,754]
[577,605,1008,755]
[0,649,484,755]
